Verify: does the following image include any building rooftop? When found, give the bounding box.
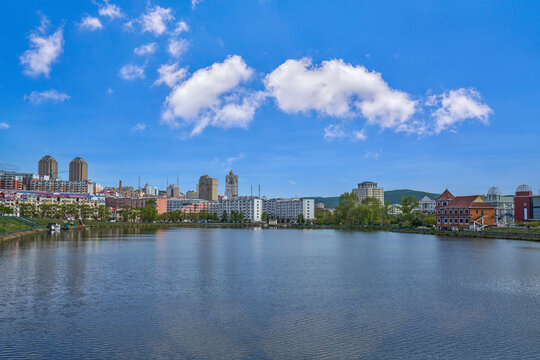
[440,195,495,209]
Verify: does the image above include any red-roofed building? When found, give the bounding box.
[435,190,495,230]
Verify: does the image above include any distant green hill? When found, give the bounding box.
[310,189,440,208]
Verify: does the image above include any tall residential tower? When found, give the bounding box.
[38,155,58,179]
[198,175,218,201]
[69,157,88,181]
[352,181,384,203]
[225,170,238,199]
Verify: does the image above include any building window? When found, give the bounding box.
[444,218,448,224]
[437,218,441,224]
[465,219,469,224]
[459,209,463,214]
[449,219,452,224]
[459,218,463,223]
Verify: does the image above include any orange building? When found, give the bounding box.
[436,189,495,230]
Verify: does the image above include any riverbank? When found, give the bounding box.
[20,218,540,242]
[0,228,48,243]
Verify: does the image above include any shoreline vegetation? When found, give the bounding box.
[1,218,538,243]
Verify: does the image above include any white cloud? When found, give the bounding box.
[323,124,347,140]
[19,18,64,77]
[323,124,367,141]
[0,122,9,130]
[288,180,296,186]
[265,58,417,131]
[119,64,145,80]
[107,87,114,94]
[80,15,103,31]
[141,6,174,36]
[154,63,187,88]
[98,1,124,18]
[427,88,492,133]
[25,90,70,105]
[174,21,190,34]
[167,38,189,58]
[364,151,381,160]
[134,42,157,56]
[132,123,147,132]
[191,0,203,9]
[162,55,263,135]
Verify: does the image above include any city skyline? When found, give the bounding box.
[0,1,539,197]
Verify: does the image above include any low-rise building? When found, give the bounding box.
[262,198,315,221]
[105,197,167,215]
[435,189,495,230]
[418,196,436,213]
[315,202,325,210]
[388,204,403,215]
[486,187,514,224]
[0,190,106,215]
[167,198,209,214]
[514,184,540,222]
[209,197,262,222]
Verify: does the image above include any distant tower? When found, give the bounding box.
[225,170,238,199]
[38,155,58,179]
[198,175,218,201]
[69,157,88,181]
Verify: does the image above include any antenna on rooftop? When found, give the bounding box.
[251,185,253,197]
[258,185,260,198]
[177,174,179,187]
[138,176,140,190]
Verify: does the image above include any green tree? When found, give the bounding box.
[221,210,229,222]
[423,216,436,227]
[261,212,269,222]
[140,206,158,222]
[400,196,419,214]
[335,192,359,224]
[297,213,305,224]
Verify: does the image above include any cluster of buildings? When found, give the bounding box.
[434,185,540,230]
[1,155,538,227]
[0,155,314,222]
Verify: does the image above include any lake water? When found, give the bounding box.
[0,228,539,359]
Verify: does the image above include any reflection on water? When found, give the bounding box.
[1,228,540,359]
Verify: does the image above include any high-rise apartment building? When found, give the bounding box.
[352,181,384,204]
[225,170,238,199]
[69,157,88,181]
[198,175,218,201]
[38,155,58,179]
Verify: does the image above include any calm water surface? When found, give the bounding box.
[0,228,539,359]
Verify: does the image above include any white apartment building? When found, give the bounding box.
[210,197,262,222]
[352,181,384,204]
[418,196,436,213]
[388,204,403,215]
[262,198,315,221]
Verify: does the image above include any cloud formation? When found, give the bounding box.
[141,6,174,36]
[427,88,492,133]
[79,15,103,31]
[25,90,70,104]
[174,21,189,34]
[132,123,147,132]
[167,38,189,58]
[98,1,124,18]
[323,124,366,141]
[20,18,64,77]
[265,58,417,132]
[134,42,157,56]
[191,0,203,9]
[0,122,9,130]
[154,63,187,87]
[162,55,261,135]
[119,64,145,80]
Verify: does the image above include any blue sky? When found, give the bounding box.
[0,0,539,197]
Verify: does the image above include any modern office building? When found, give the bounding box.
[262,198,315,221]
[514,184,540,222]
[198,175,218,201]
[486,187,514,224]
[69,157,88,181]
[225,170,239,199]
[38,155,58,179]
[435,189,495,230]
[352,181,384,204]
[209,197,262,222]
